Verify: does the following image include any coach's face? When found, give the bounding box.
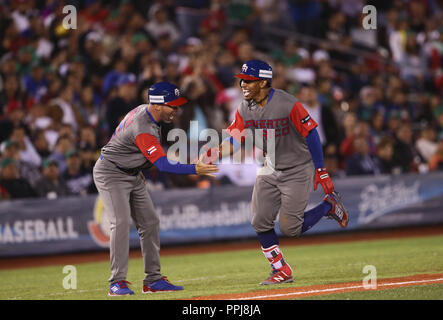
[240,79,267,100]
[160,105,180,123]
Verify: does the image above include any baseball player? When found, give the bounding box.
[203,60,349,285]
[93,82,218,296]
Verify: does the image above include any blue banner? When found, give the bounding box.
[1,172,443,257]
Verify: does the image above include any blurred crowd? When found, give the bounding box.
[0,0,442,200]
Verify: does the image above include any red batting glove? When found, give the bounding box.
[314,167,334,194]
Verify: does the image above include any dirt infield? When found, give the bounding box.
[1,224,443,271]
[191,273,443,300]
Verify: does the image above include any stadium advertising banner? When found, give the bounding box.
[1,172,443,257]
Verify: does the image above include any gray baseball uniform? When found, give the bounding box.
[227,89,318,237]
[93,104,167,285]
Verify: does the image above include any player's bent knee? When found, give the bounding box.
[279,223,302,238]
[251,217,273,234]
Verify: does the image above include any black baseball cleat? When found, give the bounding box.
[324,191,349,228]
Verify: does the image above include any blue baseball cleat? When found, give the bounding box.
[142,276,184,293]
[108,280,134,296]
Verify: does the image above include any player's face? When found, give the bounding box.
[240,79,264,100]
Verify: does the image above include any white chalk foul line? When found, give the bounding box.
[232,277,443,300]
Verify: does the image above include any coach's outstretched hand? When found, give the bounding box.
[195,160,219,177]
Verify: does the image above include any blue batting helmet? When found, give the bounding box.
[234,60,273,82]
[148,82,188,106]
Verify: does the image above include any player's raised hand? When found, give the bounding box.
[314,167,334,194]
[199,145,220,164]
[195,159,219,177]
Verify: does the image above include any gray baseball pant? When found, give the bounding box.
[251,162,314,237]
[93,157,162,285]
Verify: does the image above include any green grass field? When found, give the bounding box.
[1,234,443,300]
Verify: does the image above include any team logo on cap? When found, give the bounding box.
[175,88,180,96]
[242,64,248,72]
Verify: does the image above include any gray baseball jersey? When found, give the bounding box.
[227,88,318,237]
[227,88,318,170]
[100,104,166,173]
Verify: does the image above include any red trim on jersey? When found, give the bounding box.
[289,102,318,138]
[226,109,247,142]
[135,133,166,163]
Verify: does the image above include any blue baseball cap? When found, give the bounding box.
[148,82,188,106]
[234,60,273,82]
